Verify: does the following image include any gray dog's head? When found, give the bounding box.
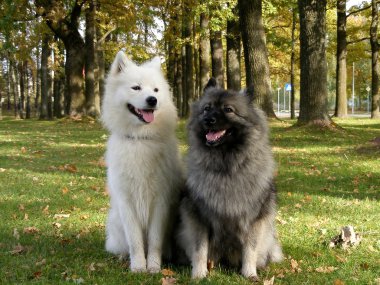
[188,78,264,149]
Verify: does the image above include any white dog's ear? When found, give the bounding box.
[145,56,161,70]
[110,51,136,75]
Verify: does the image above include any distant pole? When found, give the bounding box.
[283,86,286,112]
[352,62,355,114]
[366,86,371,113]
[277,87,280,113]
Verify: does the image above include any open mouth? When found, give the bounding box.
[205,129,231,145]
[127,103,155,123]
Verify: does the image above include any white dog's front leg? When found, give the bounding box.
[117,202,146,272]
[146,199,170,273]
[191,230,209,279]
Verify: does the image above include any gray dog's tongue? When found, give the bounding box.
[138,109,154,123]
[206,130,226,142]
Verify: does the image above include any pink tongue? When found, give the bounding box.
[206,130,226,142]
[140,110,154,123]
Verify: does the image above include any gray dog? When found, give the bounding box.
[177,78,283,280]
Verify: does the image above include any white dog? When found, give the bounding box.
[101,51,183,273]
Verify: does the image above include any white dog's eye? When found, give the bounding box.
[154,88,159,92]
[224,106,234,113]
[131,86,141,91]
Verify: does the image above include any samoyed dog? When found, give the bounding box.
[101,51,183,273]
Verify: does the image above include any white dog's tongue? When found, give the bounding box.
[206,130,226,142]
[139,109,154,123]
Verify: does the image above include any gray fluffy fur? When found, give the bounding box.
[177,80,283,279]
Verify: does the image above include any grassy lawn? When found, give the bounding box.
[0,116,379,284]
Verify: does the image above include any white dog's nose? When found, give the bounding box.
[146,96,157,107]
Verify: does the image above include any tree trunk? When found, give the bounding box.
[199,11,211,92]
[290,8,296,119]
[35,0,86,116]
[85,0,99,117]
[210,30,225,88]
[335,0,348,118]
[370,0,380,118]
[25,62,31,119]
[35,44,40,112]
[181,0,194,117]
[239,0,276,117]
[226,6,241,91]
[298,0,331,125]
[18,62,25,119]
[40,34,50,120]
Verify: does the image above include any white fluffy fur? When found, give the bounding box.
[101,51,183,273]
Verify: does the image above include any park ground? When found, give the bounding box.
[0,116,379,284]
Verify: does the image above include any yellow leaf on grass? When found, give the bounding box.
[315,266,338,273]
[23,227,39,234]
[161,268,175,276]
[161,277,176,285]
[263,276,275,285]
[333,279,345,285]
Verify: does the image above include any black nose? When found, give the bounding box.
[204,117,216,126]
[146,96,157,107]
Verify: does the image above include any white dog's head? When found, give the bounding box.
[102,51,177,138]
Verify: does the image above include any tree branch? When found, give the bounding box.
[347,0,380,17]
[97,26,116,44]
[347,37,370,45]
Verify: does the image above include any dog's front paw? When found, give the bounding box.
[241,267,259,281]
[147,265,161,274]
[191,266,208,279]
[130,257,147,273]
[147,253,161,273]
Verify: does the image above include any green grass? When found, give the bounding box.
[0,116,379,284]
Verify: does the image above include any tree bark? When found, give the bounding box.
[290,8,296,119]
[370,0,380,118]
[210,30,225,88]
[40,34,50,120]
[181,0,194,117]
[239,0,276,117]
[199,11,210,92]
[226,7,241,91]
[85,0,99,117]
[335,0,348,118]
[298,0,331,125]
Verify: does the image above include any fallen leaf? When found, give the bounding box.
[63,164,77,173]
[290,259,302,272]
[0,168,6,172]
[54,214,70,219]
[315,266,338,273]
[21,147,27,153]
[10,244,27,255]
[80,215,89,220]
[263,276,275,285]
[333,279,345,285]
[32,271,42,279]
[13,228,20,240]
[161,277,176,285]
[53,222,62,228]
[23,227,39,234]
[88,262,96,272]
[24,213,29,220]
[42,205,49,215]
[35,259,46,266]
[19,204,25,211]
[161,268,175,276]
[295,203,302,209]
[62,187,69,195]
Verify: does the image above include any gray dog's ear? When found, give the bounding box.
[241,85,255,103]
[204,77,218,92]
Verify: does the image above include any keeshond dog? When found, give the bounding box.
[101,51,183,273]
[177,78,283,280]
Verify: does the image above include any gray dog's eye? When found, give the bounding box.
[131,86,141,91]
[204,105,211,112]
[154,88,159,92]
[224,107,234,113]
